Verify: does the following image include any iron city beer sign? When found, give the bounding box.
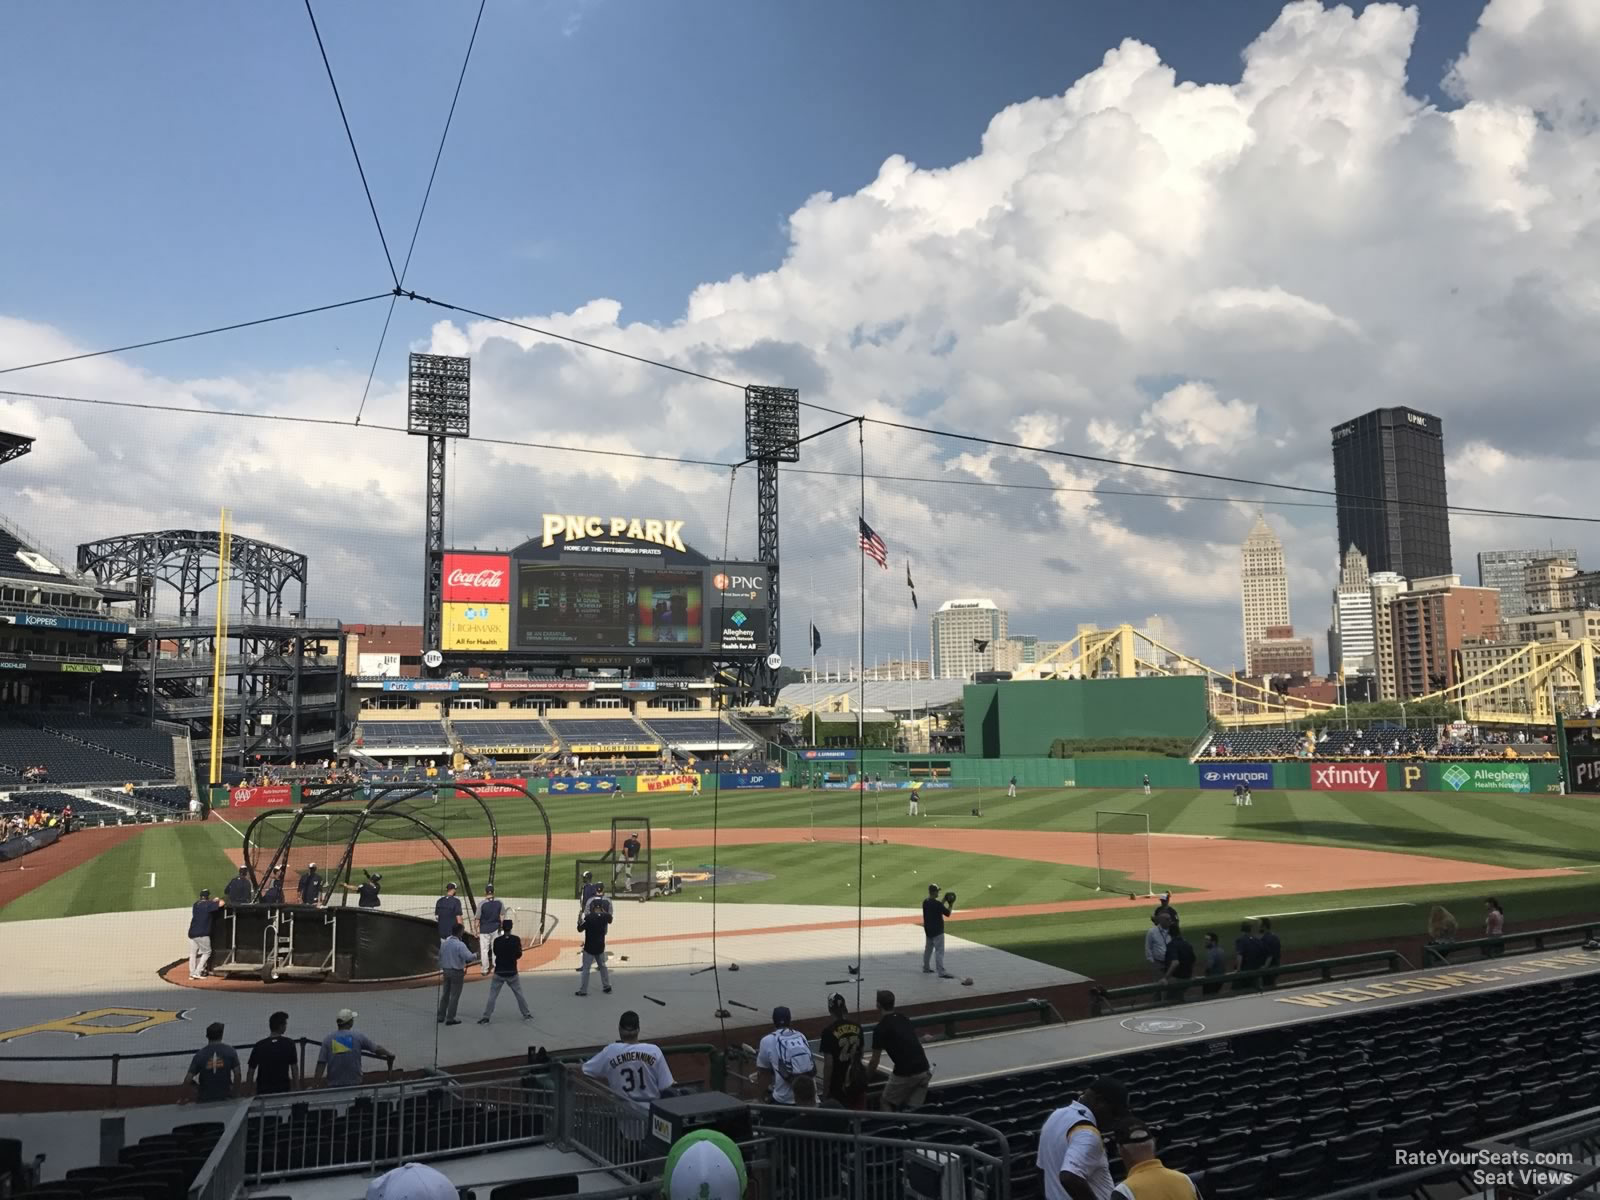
[540,513,687,553]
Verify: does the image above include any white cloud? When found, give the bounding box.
[3,0,1599,672]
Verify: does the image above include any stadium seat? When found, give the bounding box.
[1265,1143,1328,1199]
[1201,1155,1271,1199]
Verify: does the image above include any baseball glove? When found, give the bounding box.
[944,891,957,907]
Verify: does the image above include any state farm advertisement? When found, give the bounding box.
[1311,763,1386,791]
[230,785,294,808]
[447,778,527,798]
[442,553,511,604]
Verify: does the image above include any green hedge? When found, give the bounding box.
[1047,737,1194,759]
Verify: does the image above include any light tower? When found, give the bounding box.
[744,386,800,703]
[408,353,471,668]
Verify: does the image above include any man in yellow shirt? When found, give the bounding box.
[1112,1122,1197,1200]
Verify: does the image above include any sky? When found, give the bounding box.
[3,0,1598,673]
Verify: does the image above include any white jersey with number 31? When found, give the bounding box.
[582,1040,675,1110]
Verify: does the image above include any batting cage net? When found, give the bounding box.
[1094,810,1153,897]
[573,816,655,902]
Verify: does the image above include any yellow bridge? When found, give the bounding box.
[1008,625,1597,729]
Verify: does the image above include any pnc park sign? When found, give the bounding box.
[540,513,687,553]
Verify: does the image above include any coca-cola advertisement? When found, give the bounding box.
[442,553,511,603]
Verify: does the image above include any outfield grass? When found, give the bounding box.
[5,787,1596,979]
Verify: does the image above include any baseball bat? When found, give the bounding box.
[642,994,667,1007]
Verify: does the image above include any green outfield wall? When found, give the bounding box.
[965,676,1209,758]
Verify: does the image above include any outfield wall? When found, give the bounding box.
[964,676,1209,757]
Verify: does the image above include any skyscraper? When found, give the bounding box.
[1331,407,1452,580]
[1477,548,1579,617]
[930,599,1007,679]
[1368,571,1408,700]
[1329,546,1376,679]
[1240,515,1290,675]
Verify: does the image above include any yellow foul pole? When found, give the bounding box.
[208,510,232,785]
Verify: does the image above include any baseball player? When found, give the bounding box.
[260,866,285,906]
[297,863,323,906]
[581,870,605,909]
[1233,783,1245,807]
[1007,775,1017,798]
[223,866,252,905]
[576,894,613,996]
[1242,783,1253,807]
[582,1010,674,1112]
[357,872,383,908]
[187,888,225,979]
[921,883,956,978]
[621,832,641,893]
[907,781,921,817]
[1142,775,1152,797]
[477,885,504,974]
[435,882,463,942]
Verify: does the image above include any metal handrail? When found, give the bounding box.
[1424,922,1599,965]
[1093,949,1412,1011]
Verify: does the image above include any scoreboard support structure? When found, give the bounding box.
[1558,713,1600,794]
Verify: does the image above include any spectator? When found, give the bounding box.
[1162,922,1196,1004]
[1427,905,1458,949]
[182,1022,240,1103]
[867,989,930,1112]
[581,1010,674,1113]
[437,923,474,1025]
[756,1006,816,1106]
[478,919,534,1023]
[434,882,463,940]
[314,1009,390,1088]
[1151,893,1177,924]
[187,888,225,980]
[247,1011,299,1095]
[1258,918,1282,988]
[921,883,955,979]
[1144,911,1172,981]
[223,866,252,905]
[661,1130,748,1200]
[1200,933,1226,997]
[1037,1075,1129,1200]
[476,884,503,974]
[364,1163,457,1200]
[1484,898,1505,958]
[575,895,614,996]
[1111,1120,1198,1199]
[818,992,868,1109]
[1232,921,1264,991]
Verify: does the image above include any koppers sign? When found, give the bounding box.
[230,785,294,808]
[639,773,700,793]
[442,553,511,604]
[1440,763,1531,794]
[1311,763,1386,791]
[1199,764,1272,789]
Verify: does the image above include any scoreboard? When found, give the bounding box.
[437,512,770,660]
[1559,715,1600,794]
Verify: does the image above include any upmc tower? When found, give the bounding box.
[1331,407,1452,581]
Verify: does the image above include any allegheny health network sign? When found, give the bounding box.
[1439,763,1532,794]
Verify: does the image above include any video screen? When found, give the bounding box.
[516,565,631,647]
[634,570,703,646]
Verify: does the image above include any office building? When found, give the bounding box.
[1477,548,1579,617]
[1329,546,1376,679]
[1387,575,1500,699]
[1524,556,1580,613]
[1331,407,1452,580]
[930,598,1006,679]
[1240,515,1291,675]
[1252,625,1317,678]
[1369,571,1408,700]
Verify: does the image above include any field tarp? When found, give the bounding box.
[0,825,61,862]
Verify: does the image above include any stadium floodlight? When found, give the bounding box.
[407,353,471,438]
[0,429,35,468]
[744,385,800,463]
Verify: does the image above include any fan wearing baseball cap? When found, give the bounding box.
[314,1009,391,1089]
[662,1129,747,1199]
[1037,1075,1129,1200]
[1110,1120,1197,1199]
[364,1162,457,1200]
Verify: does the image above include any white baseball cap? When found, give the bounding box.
[337,1008,358,1023]
[663,1130,746,1199]
[365,1162,455,1200]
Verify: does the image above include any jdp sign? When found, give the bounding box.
[1439,763,1532,794]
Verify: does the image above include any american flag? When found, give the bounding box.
[858,517,888,569]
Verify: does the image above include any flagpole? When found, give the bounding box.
[855,419,866,1013]
[907,556,916,752]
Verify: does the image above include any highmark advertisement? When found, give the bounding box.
[1440,763,1532,794]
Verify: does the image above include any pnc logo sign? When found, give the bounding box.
[713,572,764,593]
[1311,763,1385,791]
[540,513,687,552]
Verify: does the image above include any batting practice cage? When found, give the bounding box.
[1094,810,1154,897]
[573,817,658,902]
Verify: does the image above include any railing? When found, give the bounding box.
[1091,950,1412,1012]
[186,1097,251,1200]
[1424,922,1600,966]
[1305,1162,1472,1198]
[245,1064,553,1183]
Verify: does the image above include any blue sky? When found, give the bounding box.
[2,0,1486,382]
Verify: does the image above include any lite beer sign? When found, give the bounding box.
[540,513,687,553]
